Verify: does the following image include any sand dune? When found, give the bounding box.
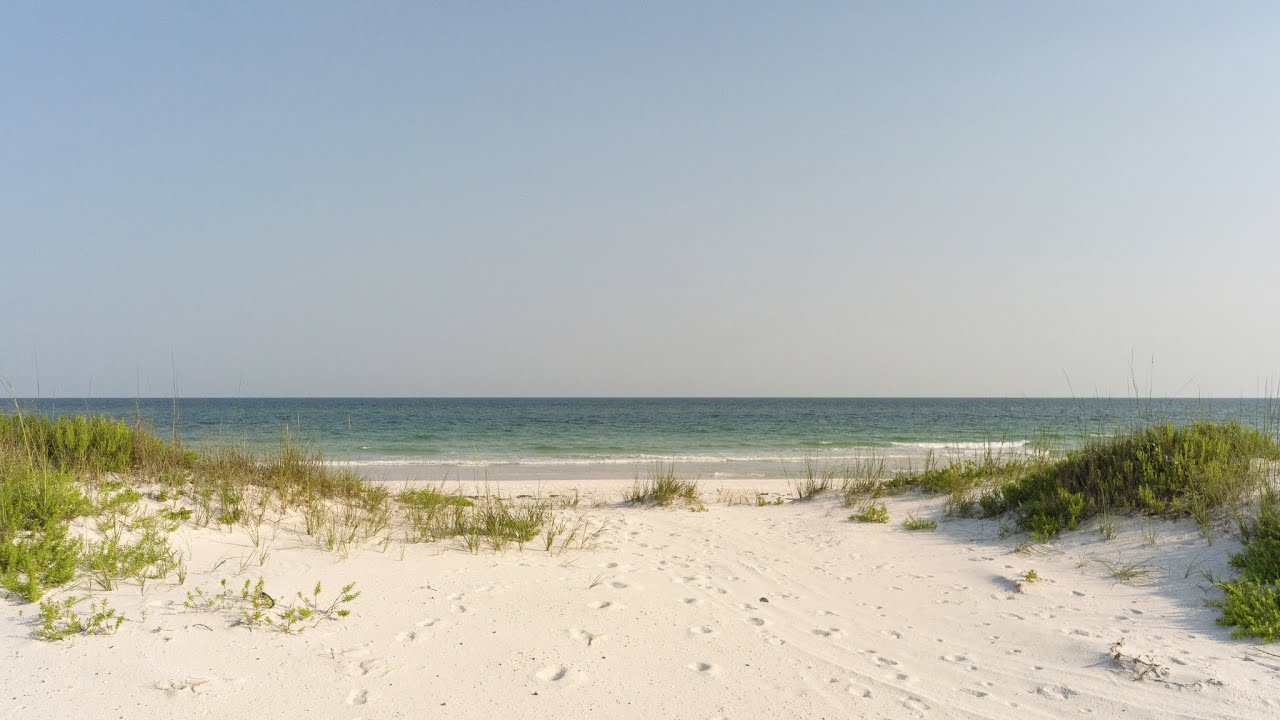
[3,480,1277,719]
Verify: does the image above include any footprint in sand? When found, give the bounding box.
[609,581,630,589]
[345,658,390,678]
[688,625,718,637]
[746,617,767,627]
[1036,685,1075,701]
[812,627,844,638]
[682,597,700,605]
[346,689,369,706]
[537,665,568,682]
[569,628,603,646]
[450,604,468,614]
[687,661,720,675]
[900,695,929,712]
[587,600,621,610]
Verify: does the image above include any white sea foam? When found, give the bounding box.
[889,440,1028,450]
[327,450,912,468]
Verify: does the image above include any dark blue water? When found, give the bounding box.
[10,397,1275,480]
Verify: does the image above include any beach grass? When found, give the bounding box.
[788,457,837,500]
[0,408,570,631]
[627,463,701,507]
[991,421,1278,540]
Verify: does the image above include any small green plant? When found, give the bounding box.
[850,504,889,523]
[902,516,937,531]
[1097,557,1156,584]
[1023,569,1040,582]
[184,577,358,634]
[35,596,124,640]
[270,581,361,634]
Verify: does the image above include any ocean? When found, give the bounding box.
[11,397,1274,481]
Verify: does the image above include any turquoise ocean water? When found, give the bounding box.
[12,398,1275,481]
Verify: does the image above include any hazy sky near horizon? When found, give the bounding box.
[3,2,1278,398]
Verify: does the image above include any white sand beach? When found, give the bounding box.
[3,479,1276,720]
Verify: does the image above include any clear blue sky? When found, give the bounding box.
[2,2,1277,397]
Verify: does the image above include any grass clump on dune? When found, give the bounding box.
[990,421,1278,540]
[0,413,190,475]
[627,463,701,508]
[789,458,837,500]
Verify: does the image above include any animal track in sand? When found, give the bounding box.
[688,661,720,675]
[450,603,468,614]
[746,617,767,627]
[346,689,369,706]
[812,627,844,638]
[682,597,700,605]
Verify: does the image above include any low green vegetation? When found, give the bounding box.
[902,515,937,531]
[1217,490,1280,641]
[35,596,124,640]
[1,408,574,642]
[849,503,889,523]
[829,420,1280,641]
[993,422,1278,540]
[185,577,360,634]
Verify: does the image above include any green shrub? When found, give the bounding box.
[1217,581,1280,642]
[1217,491,1280,641]
[0,464,91,600]
[996,422,1277,539]
[850,504,889,523]
[902,516,937,531]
